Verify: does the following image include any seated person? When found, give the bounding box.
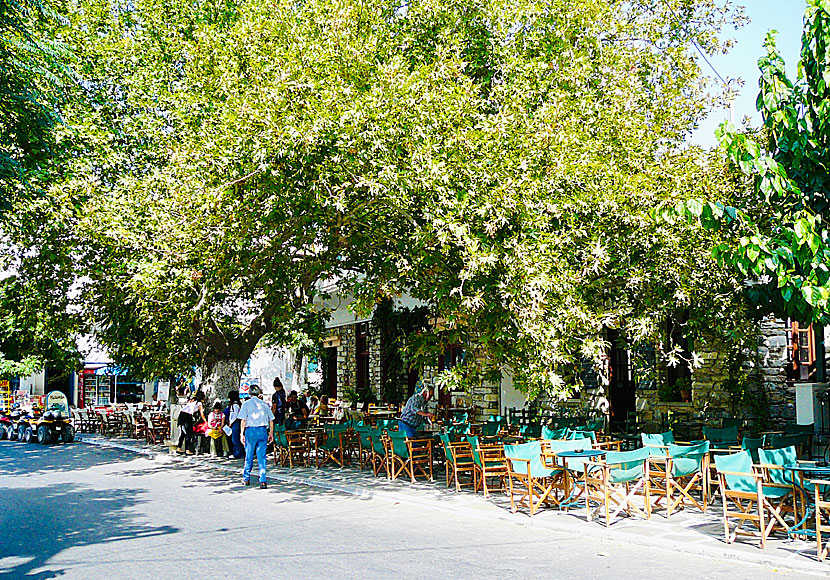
[285,391,309,429]
[308,395,320,416]
[205,401,227,456]
[312,395,330,417]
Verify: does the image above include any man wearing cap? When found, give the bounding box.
[398,385,435,438]
[237,384,274,489]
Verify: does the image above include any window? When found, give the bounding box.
[787,320,816,382]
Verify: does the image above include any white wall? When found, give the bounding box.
[500,371,529,412]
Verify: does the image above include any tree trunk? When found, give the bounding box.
[290,349,306,394]
[201,357,246,403]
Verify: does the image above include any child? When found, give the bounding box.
[205,401,227,456]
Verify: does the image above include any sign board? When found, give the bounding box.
[45,391,70,415]
[0,380,9,411]
[157,380,170,402]
[239,376,261,396]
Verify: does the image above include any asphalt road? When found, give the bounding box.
[0,441,808,579]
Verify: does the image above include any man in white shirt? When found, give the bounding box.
[237,384,275,489]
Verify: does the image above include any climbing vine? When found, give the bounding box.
[371,299,430,404]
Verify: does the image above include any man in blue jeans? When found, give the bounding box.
[398,385,435,438]
[238,384,275,489]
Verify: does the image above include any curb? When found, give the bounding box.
[76,435,827,576]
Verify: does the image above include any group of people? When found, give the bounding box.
[174,377,340,489]
[175,377,436,490]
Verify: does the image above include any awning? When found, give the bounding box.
[94,365,129,376]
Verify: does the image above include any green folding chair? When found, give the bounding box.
[439,433,476,491]
[315,425,347,468]
[386,431,433,483]
[504,441,555,515]
[519,424,542,439]
[657,442,710,517]
[584,447,652,526]
[467,435,507,497]
[713,450,794,548]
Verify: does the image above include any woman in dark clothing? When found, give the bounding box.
[177,391,206,454]
[271,377,286,426]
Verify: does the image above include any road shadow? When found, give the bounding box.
[0,442,137,476]
[0,483,177,579]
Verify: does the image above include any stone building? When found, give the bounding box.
[316,278,829,431]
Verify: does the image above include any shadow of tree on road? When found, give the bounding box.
[0,483,177,579]
[0,441,138,476]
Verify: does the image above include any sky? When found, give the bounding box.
[690,0,807,148]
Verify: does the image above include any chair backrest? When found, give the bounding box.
[453,412,468,424]
[542,425,569,440]
[377,419,395,429]
[784,422,814,436]
[641,431,674,447]
[466,435,482,465]
[769,433,808,451]
[519,424,542,439]
[603,448,651,483]
[480,422,500,437]
[713,450,756,493]
[504,441,551,478]
[569,429,596,443]
[547,437,593,472]
[721,417,743,430]
[703,425,739,445]
[667,441,709,476]
[741,435,765,463]
[758,446,797,485]
[439,433,454,462]
[387,431,410,458]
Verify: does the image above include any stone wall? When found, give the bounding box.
[636,316,795,432]
[326,324,356,400]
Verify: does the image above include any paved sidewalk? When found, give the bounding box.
[76,434,829,576]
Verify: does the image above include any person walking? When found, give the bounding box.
[238,384,274,489]
[224,390,243,458]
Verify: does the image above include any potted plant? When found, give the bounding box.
[675,376,692,403]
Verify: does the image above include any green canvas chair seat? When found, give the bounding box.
[386,431,432,482]
[578,419,604,433]
[488,414,506,426]
[453,412,469,424]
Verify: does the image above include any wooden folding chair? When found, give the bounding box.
[440,434,477,492]
[648,441,710,518]
[813,479,830,561]
[504,441,557,516]
[584,447,651,526]
[387,432,433,483]
[315,426,346,468]
[713,450,795,548]
[466,435,507,497]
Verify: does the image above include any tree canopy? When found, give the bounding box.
[673,0,830,325]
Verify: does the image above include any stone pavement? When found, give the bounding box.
[75,434,830,576]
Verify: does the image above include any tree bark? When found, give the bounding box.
[201,357,247,403]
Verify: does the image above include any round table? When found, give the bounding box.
[783,462,830,535]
